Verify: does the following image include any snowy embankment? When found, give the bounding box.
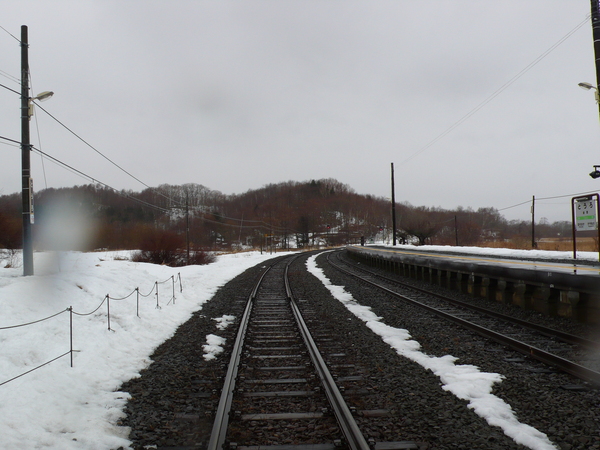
[0,250,282,450]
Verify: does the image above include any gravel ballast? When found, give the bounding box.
[117,250,600,450]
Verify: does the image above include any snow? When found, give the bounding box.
[306,251,558,450]
[0,250,282,450]
[375,243,600,263]
[203,334,227,361]
[204,315,237,360]
[0,245,583,449]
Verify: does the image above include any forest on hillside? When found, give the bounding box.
[0,178,573,254]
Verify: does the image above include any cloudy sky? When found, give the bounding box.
[1,1,599,222]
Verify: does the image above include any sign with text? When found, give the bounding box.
[572,193,600,261]
[574,196,597,231]
[29,177,34,224]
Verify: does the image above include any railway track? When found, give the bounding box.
[208,254,418,450]
[329,249,600,387]
[122,250,600,449]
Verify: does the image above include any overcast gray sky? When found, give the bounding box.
[1,1,599,222]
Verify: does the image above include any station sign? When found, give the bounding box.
[574,196,597,231]
[571,193,600,261]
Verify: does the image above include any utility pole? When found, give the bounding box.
[186,192,190,265]
[531,195,536,249]
[391,163,397,246]
[21,25,34,276]
[591,0,600,120]
[454,215,459,246]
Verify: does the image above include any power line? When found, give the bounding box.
[498,200,533,212]
[0,69,19,84]
[0,81,20,96]
[28,73,49,189]
[537,191,597,201]
[0,135,21,146]
[192,209,298,233]
[32,102,184,207]
[3,50,182,208]
[499,189,600,212]
[2,54,182,207]
[30,145,170,213]
[401,14,591,165]
[0,24,20,42]
[33,109,48,189]
[27,145,298,232]
[32,103,157,191]
[200,209,292,229]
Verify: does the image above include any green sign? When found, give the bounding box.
[575,198,597,231]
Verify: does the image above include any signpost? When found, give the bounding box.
[571,193,600,260]
[29,178,34,224]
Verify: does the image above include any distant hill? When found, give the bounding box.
[0,179,572,251]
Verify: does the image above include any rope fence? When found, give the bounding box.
[0,273,183,387]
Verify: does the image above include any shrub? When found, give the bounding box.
[188,250,216,265]
[131,249,215,267]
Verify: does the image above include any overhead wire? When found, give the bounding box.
[4,73,269,227]
[28,73,49,189]
[198,209,293,229]
[0,81,20,96]
[31,102,183,205]
[0,135,21,146]
[24,137,279,229]
[32,106,49,189]
[1,29,185,209]
[198,214,296,233]
[0,24,20,42]
[2,54,184,208]
[401,14,592,165]
[7,20,586,228]
[0,69,19,84]
[499,189,600,215]
[190,208,299,233]
[30,145,170,213]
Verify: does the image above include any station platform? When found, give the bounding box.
[345,245,600,324]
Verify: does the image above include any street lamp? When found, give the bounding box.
[30,91,54,114]
[578,82,600,180]
[578,82,600,102]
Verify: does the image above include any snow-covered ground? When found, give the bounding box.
[0,250,283,450]
[374,243,600,263]
[0,245,593,449]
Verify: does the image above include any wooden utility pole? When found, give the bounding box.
[21,25,34,276]
[186,192,190,265]
[591,0,600,120]
[454,215,459,246]
[391,163,397,246]
[531,195,536,248]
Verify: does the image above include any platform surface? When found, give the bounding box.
[347,246,600,292]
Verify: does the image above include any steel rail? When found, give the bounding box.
[328,252,600,387]
[210,254,372,450]
[284,260,371,450]
[342,251,600,351]
[207,264,273,450]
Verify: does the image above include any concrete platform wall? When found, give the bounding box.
[347,247,600,324]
